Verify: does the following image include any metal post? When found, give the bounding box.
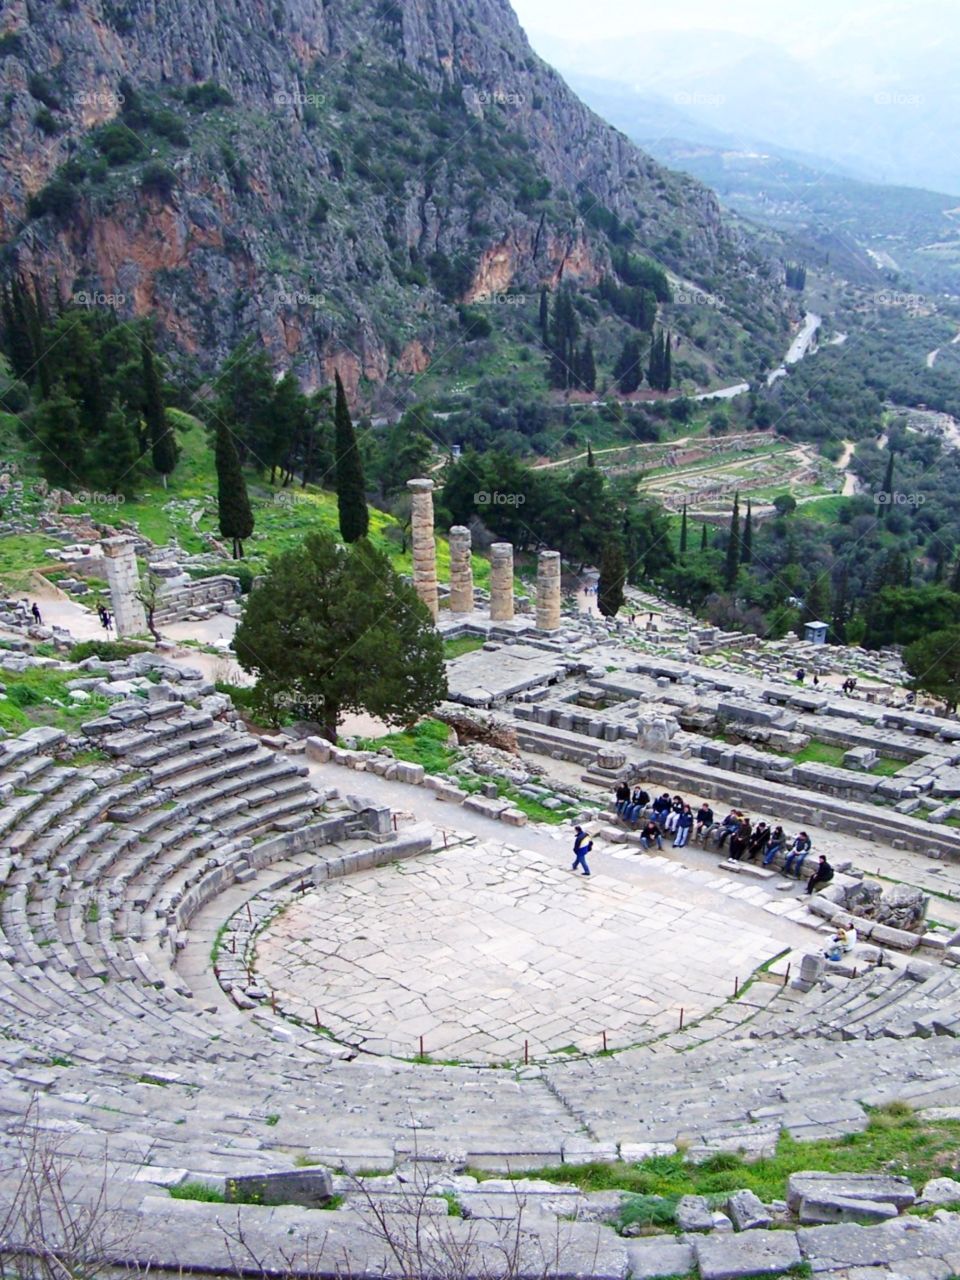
[524,1040,529,1065]
[602,1030,608,1052]
[679,1007,684,1030]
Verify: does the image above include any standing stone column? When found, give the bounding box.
[536,549,562,631]
[407,477,438,621]
[101,535,147,637]
[448,525,474,614]
[489,542,515,622]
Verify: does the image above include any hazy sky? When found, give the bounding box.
[509,0,952,62]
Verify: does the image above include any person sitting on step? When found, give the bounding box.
[761,825,786,866]
[694,801,714,842]
[673,804,694,848]
[783,832,812,877]
[663,794,685,835]
[639,819,663,851]
[746,821,770,863]
[729,817,752,861]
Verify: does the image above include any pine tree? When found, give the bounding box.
[951,555,960,594]
[679,503,688,557]
[598,538,626,618]
[742,500,752,564]
[142,336,177,487]
[216,420,255,558]
[933,542,946,584]
[700,521,708,552]
[724,492,740,589]
[802,573,832,628]
[333,372,369,543]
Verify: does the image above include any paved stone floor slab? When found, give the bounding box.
[255,841,795,1062]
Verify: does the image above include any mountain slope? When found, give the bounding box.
[0,0,787,398]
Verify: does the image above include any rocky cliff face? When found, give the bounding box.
[0,0,785,398]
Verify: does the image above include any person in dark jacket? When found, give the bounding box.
[615,781,631,814]
[783,833,812,877]
[713,810,740,849]
[673,804,694,848]
[746,822,770,863]
[639,820,663,851]
[651,793,672,827]
[762,825,786,866]
[572,826,593,876]
[694,802,714,842]
[729,818,751,861]
[806,855,834,895]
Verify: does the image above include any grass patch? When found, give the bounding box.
[0,534,59,590]
[170,1181,225,1203]
[618,1192,680,1233]
[441,1191,463,1217]
[790,741,902,775]
[66,748,110,767]
[265,1113,280,1126]
[443,635,486,660]
[485,1105,960,1204]
[355,717,459,774]
[210,921,229,967]
[0,665,117,732]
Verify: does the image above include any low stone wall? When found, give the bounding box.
[154,574,240,623]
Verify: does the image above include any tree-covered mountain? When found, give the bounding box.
[0,0,789,403]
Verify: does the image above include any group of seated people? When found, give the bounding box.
[614,782,834,894]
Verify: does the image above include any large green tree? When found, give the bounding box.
[334,372,369,543]
[904,627,960,710]
[215,421,254,558]
[724,492,741,589]
[234,531,447,740]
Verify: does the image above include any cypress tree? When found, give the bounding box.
[333,372,368,543]
[663,331,672,391]
[586,441,595,468]
[951,555,960,594]
[539,287,549,342]
[579,338,596,392]
[724,492,740,589]
[142,336,177,487]
[881,449,895,501]
[742,500,753,564]
[615,336,642,394]
[700,521,708,552]
[598,538,626,618]
[647,330,661,391]
[679,502,688,556]
[216,420,255,558]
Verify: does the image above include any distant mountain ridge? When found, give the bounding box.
[0,0,788,398]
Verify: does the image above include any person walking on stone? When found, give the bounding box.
[30,602,41,625]
[571,826,593,876]
[806,855,834,895]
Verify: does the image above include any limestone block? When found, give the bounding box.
[726,1189,772,1231]
[225,1169,334,1207]
[786,1172,915,1215]
[676,1194,714,1232]
[919,1177,960,1205]
[694,1229,801,1280]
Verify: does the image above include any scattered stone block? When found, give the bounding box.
[786,1172,915,1215]
[625,1238,694,1280]
[726,1189,772,1231]
[919,1176,960,1205]
[676,1194,714,1232]
[797,1193,899,1225]
[225,1169,335,1208]
[694,1228,801,1279]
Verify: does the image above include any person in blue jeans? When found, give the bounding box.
[673,804,694,848]
[639,820,663,850]
[762,825,786,866]
[572,826,593,875]
[783,833,812,876]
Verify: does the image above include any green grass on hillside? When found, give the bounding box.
[61,409,490,587]
[354,717,459,774]
[491,1104,960,1208]
[0,665,118,733]
[0,534,60,592]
